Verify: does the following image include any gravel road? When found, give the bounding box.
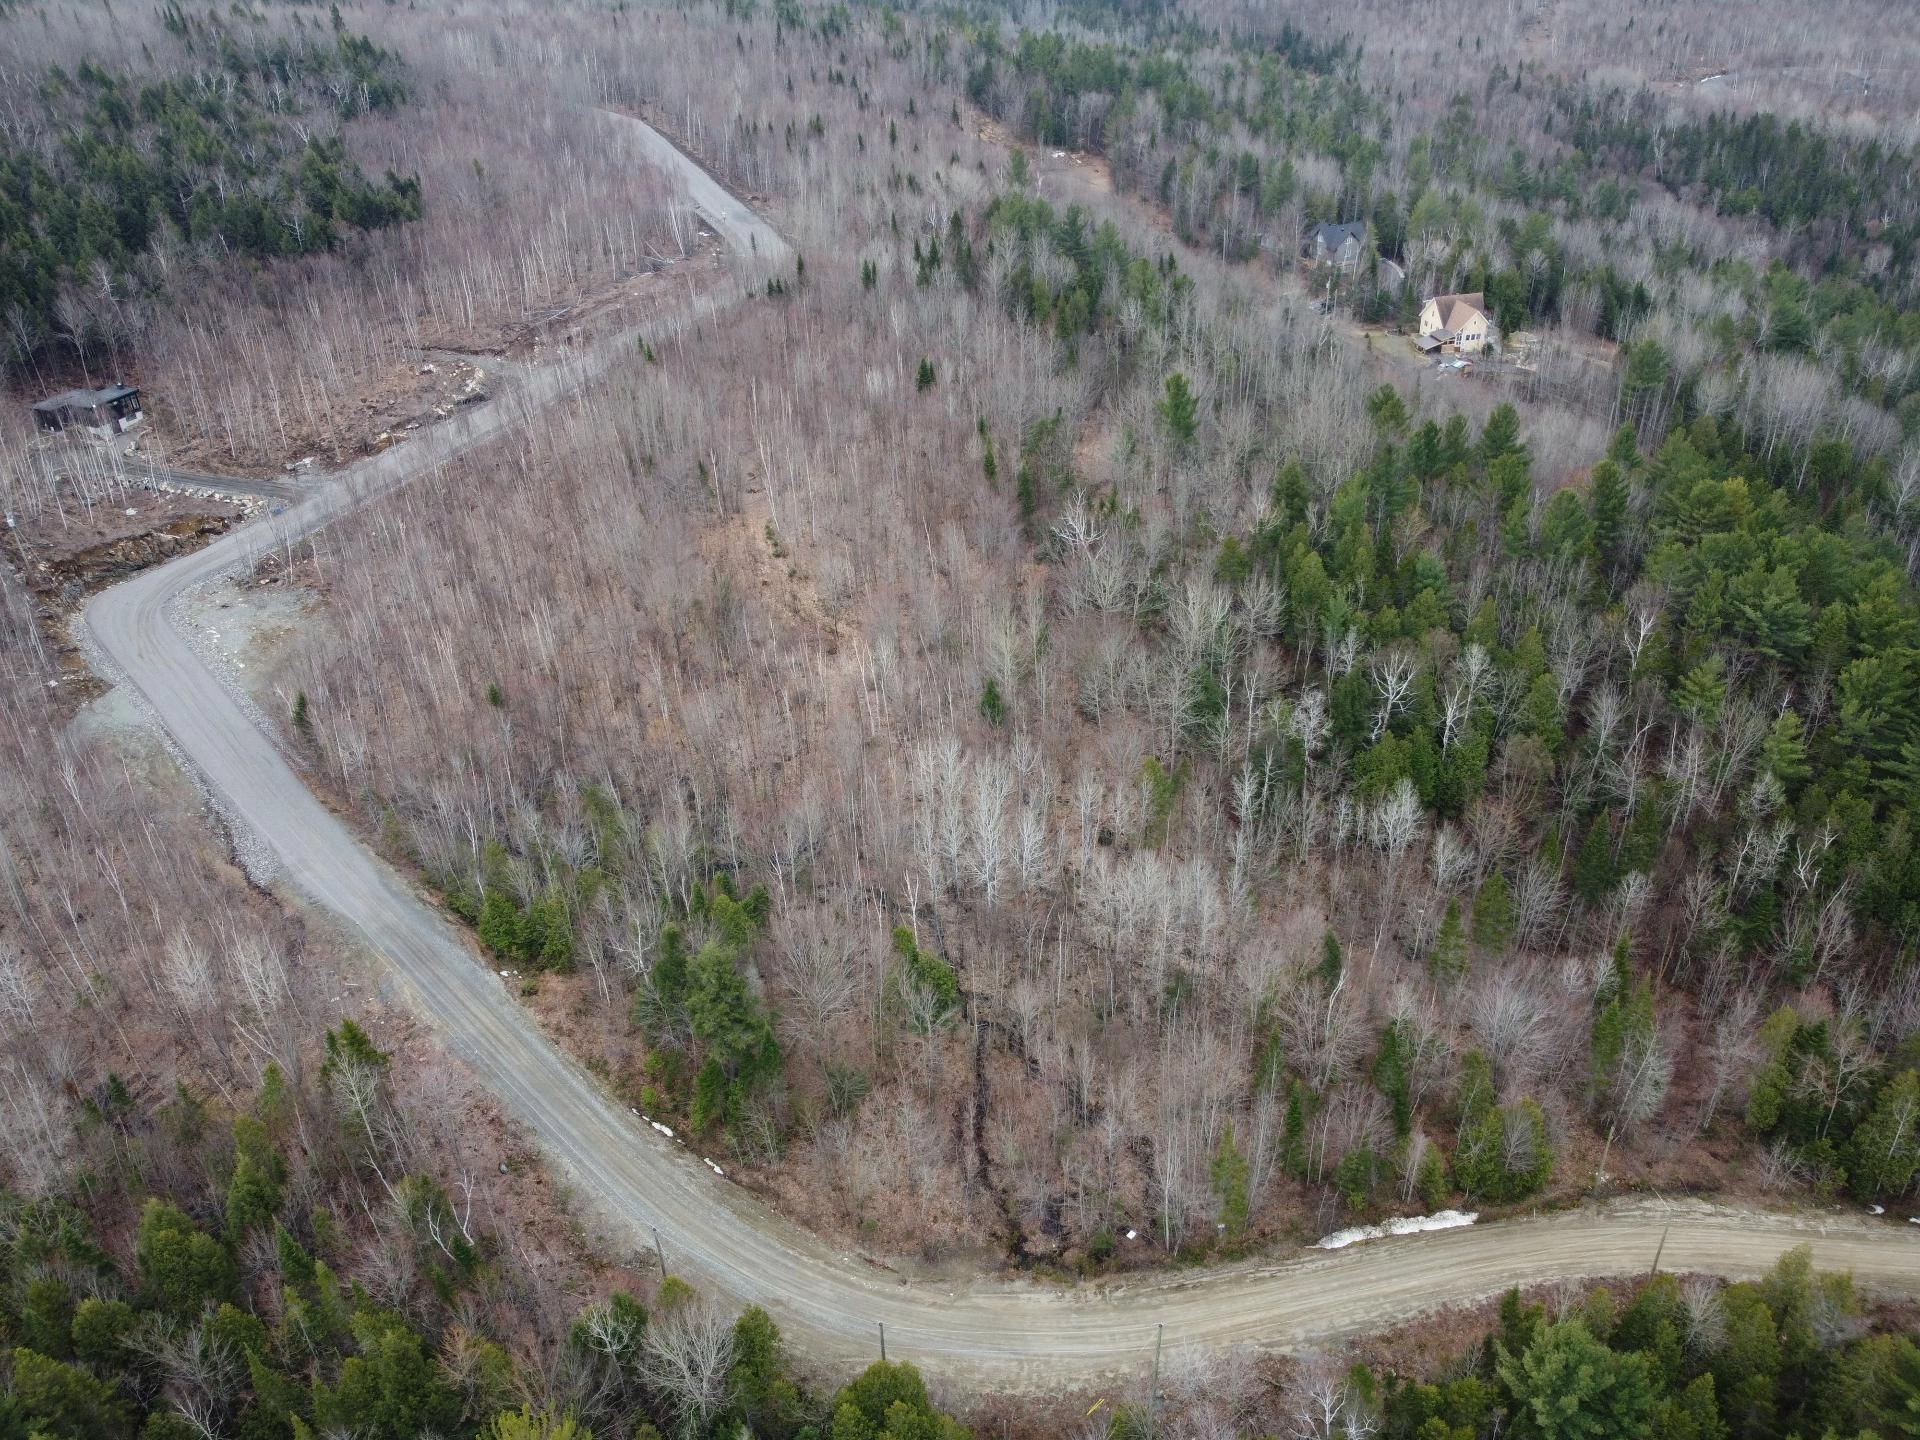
[78,114,1920,1391]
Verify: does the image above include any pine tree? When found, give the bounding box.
[1159,371,1199,445]
[1210,1124,1250,1238]
[1497,1322,1656,1440]
[979,677,1007,727]
[1675,655,1728,724]
[1472,869,1513,954]
[1760,709,1809,789]
[1318,929,1344,989]
[1282,1081,1310,1179]
[1272,458,1309,528]
[1870,1336,1920,1439]
[1588,459,1628,573]
[1479,402,1523,465]
[1572,816,1618,906]
[225,1123,285,1243]
[478,887,522,958]
[1849,1070,1920,1199]
[915,357,935,390]
[1373,1022,1413,1137]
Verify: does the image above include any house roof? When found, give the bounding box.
[1311,222,1366,251]
[1426,293,1486,330]
[33,384,138,412]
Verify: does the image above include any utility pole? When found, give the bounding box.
[879,1322,887,1362]
[1149,1323,1163,1435]
[1651,1224,1670,1276]
[652,1226,667,1277]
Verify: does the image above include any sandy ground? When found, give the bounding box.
[173,569,319,714]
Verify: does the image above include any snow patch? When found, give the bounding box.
[651,1121,675,1139]
[1316,1210,1478,1250]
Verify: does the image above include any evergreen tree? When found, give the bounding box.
[1849,1070,1920,1200]
[1282,1081,1310,1179]
[1365,383,1409,438]
[1760,709,1809,789]
[1318,929,1344,989]
[1272,458,1310,528]
[225,1118,286,1242]
[9,1347,129,1440]
[830,1361,967,1440]
[1587,459,1628,573]
[1159,371,1199,445]
[1590,966,1661,1129]
[1541,489,1593,565]
[1675,656,1728,724]
[730,1306,803,1437]
[314,1310,465,1440]
[478,887,522,957]
[1373,1021,1413,1137]
[685,936,782,1132]
[1497,1322,1656,1440]
[69,1299,135,1370]
[1870,1336,1920,1440]
[488,1409,591,1440]
[1572,816,1618,906]
[1480,403,1523,465]
[1210,1124,1250,1238]
[1472,870,1514,954]
[979,677,1008,727]
[136,1201,237,1317]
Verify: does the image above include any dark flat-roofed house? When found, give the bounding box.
[32,384,143,436]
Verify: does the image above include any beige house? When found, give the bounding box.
[1417,292,1493,353]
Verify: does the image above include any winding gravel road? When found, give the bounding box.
[79,115,1920,1390]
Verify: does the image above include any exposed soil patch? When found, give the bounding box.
[10,494,240,605]
[5,490,241,712]
[489,248,731,361]
[132,357,496,479]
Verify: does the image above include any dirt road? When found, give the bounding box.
[79,115,1920,1390]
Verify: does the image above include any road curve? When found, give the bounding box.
[80,118,1920,1391]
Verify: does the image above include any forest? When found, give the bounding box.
[0,1015,969,1440]
[6,0,1920,1433]
[1,10,419,377]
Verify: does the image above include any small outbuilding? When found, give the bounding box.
[32,384,143,435]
